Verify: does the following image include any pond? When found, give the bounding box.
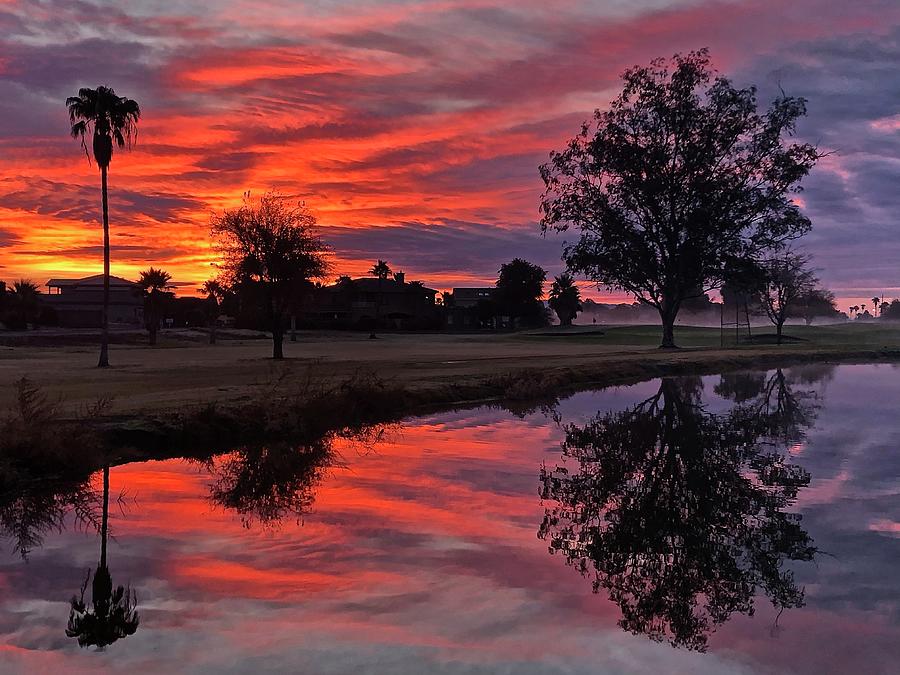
[1,364,899,673]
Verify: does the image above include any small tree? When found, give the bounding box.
[548,274,582,326]
[138,268,173,345]
[795,288,839,326]
[755,252,817,344]
[540,50,819,348]
[211,191,329,359]
[495,258,547,328]
[201,279,226,344]
[882,299,900,320]
[871,296,882,318]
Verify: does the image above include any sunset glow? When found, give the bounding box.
[1,0,898,302]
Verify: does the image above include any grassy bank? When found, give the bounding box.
[2,323,899,467]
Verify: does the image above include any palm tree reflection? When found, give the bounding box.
[66,465,140,650]
[539,370,824,651]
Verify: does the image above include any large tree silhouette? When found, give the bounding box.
[66,466,140,650]
[67,86,141,367]
[539,375,817,650]
[540,50,819,348]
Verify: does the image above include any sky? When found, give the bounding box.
[0,0,898,306]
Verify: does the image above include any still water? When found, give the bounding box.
[1,364,899,674]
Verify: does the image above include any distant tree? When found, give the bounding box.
[540,50,819,348]
[370,260,392,280]
[211,191,329,359]
[137,268,173,346]
[849,305,859,317]
[872,296,881,317]
[67,86,141,368]
[495,258,547,328]
[201,279,226,344]
[755,252,817,344]
[882,299,900,320]
[548,273,582,326]
[794,287,840,326]
[10,280,41,330]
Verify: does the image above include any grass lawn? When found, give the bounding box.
[2,321,898,419]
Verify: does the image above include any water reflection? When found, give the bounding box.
[203,426,391,528]
[539,369,825,651]
[65,466,140,650]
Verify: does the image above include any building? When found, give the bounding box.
[445,287,497,329]
[45,274,143,327]
[450,287,495,308]
[306,273,439,328]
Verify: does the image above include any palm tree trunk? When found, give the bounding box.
[100,465,109,569]
[98,164,110,368]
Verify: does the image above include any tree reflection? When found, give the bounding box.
[539,373,819,651]
[0,474,98,560]
[207,442,333,528]
[205,425,391,528]
[66,466,140,650]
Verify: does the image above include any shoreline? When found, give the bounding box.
[85,346,900,466]
[4,325,900,470]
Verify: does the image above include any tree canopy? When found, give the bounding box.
[211,191,330,359]
[548,273,582,326]
[540,49,819,347]
[754,252,817,342]
[495,258,547,328]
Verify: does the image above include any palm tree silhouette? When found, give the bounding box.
[872,296,881,317]
[11,279,41,330]
[548,273,582,326]
[137,267,172,345]
[67,86,141,367]
[66,465,140,650]
[201,279,226,344]
[368,260,392,338]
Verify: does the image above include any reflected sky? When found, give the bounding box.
[1,364,899,673]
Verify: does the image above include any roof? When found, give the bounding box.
[328,277,437,294]
[47,274,138,288]
[452,287,494,294]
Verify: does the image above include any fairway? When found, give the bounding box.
[3,322,898,417]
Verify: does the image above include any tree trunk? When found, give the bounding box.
[209,321,217,345]
[272,326,284,359]
[659,304,678,349]
[149,323,157,346]
[290,314,297,342]
[776,320,784,345]
[100,465,109,569]
[98,164,110,368]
